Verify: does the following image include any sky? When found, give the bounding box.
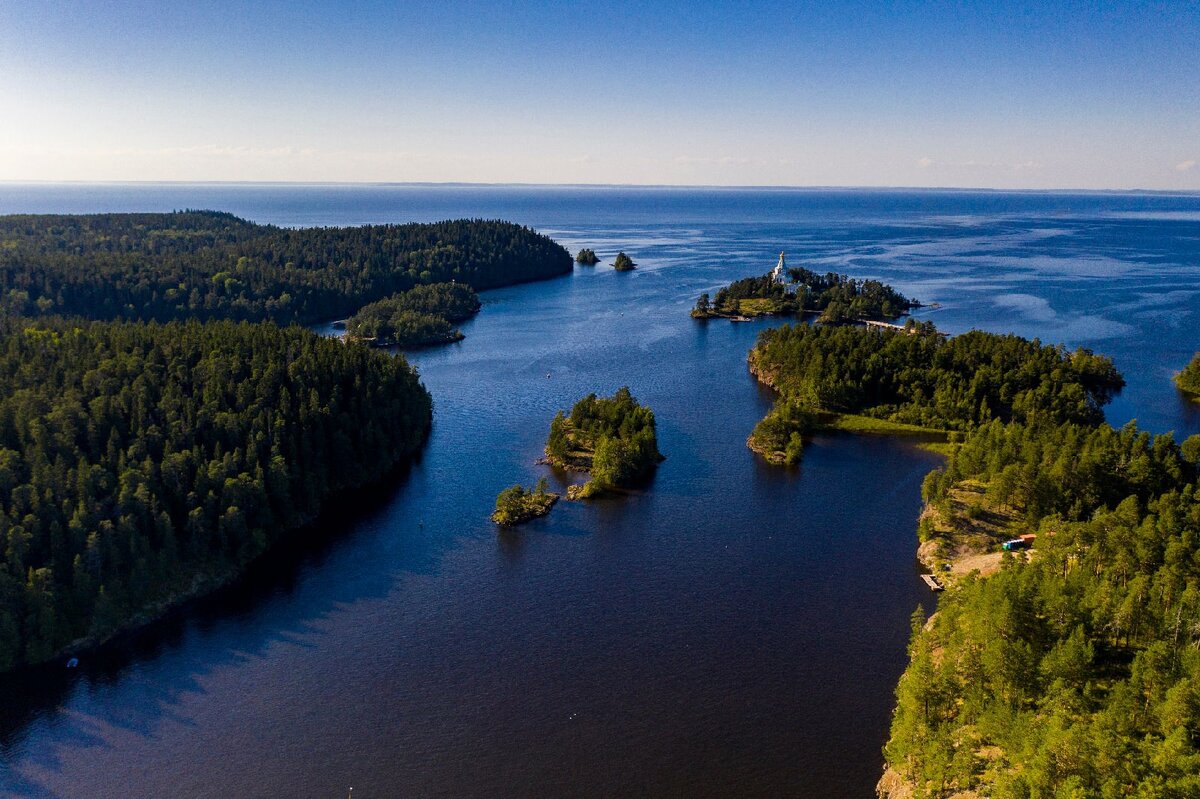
[1,0,1197,190]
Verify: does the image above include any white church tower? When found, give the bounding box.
[771,251,787,284]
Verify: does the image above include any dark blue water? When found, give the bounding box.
[0,185,1197,798]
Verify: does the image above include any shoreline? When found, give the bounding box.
[0,440,429,678]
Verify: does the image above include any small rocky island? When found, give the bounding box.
[544,387,663,498]
[612,252,637,272]
[575,248,599,265]
[692,252,917,322]
[492,478,559,526]
[346,282,481,347]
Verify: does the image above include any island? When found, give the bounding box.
[544,387,663,498]
[0,212,572,325]
[1175,351,1200,400]
[345,282,480,347]
[491,478,559,526]
[575,248,599,265]
[612,252,637,271]
[0,318,431,672]
[691,253,917,322]
[746,322,1124,464]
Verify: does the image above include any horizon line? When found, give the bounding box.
[2,179,1199,197]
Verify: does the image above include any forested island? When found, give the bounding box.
[345,282,480,347]
[0,212,571,325]
[575,248,599,265]
[612,252,637,272]
[544,388,663,498]
[0,318,431,671]
[745,323,1123,464]
[491,478,559,526]
[1176,351,1200,400]
[692,263,917,322]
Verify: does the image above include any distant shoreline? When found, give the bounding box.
[2,180,1198,196]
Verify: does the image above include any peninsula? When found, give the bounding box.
[345,282,480,347]
[746,322,1124,464]
[0,212,572,325]
[880,414,1200,799]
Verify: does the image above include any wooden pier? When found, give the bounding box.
[920,573,945,592]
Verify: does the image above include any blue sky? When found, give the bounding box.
[1,0,1197,189]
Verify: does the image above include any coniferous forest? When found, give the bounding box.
[0,210,576,671]
[345,282,481,347]
[0,318,431,671]
[0,212,571,325]
[883,418,1200,798]
[749,323,1124,432]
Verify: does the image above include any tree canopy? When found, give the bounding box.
[749,323,1124,432]
[545,387,662,497]
[693,265,917,321]
[0,212,571,325]
[345,282,480,347]
[0,317,431,670]
[885,418,1200,798]
[612,252,636,272]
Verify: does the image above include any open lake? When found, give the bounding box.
[1,185,1198,798]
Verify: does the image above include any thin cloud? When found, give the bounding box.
[1176,160,1197,172]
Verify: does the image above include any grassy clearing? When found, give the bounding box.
[820,412,948,437]
[736,298,788,316]
[918,480,1030,584]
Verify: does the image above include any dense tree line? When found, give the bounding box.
[749,324,1124,433]
[884,419,1200,798]
[345,282,480,347]
[0,318,431,670]
[545,387,662,497]
[0,212,571,325]
[1177,352,1200,399]
[787,265,917,322]
[745,400,818,466]
[693,265,916,320]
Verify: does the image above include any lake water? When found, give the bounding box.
[0,185,1198,798]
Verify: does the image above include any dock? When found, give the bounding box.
[920,573,944,592]
[865,320,907,332]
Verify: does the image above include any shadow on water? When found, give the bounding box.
[0,453,431,753]
[2,186,1198,799]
